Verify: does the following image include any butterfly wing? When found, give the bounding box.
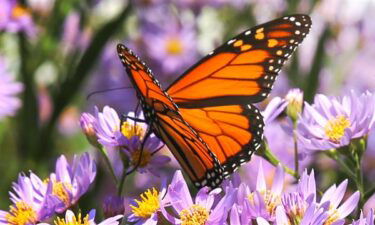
[117,44,223,188]
[167,14,312,108]
[178,104,264,177]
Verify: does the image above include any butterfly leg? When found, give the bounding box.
[126,127,153,175]
[151,143,165,155]
[121,114,147,123]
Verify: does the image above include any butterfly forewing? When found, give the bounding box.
[167,14,312,108]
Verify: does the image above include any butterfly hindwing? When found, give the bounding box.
[179,104,264,176]
[117,44,223,188]
[167,14,312,108]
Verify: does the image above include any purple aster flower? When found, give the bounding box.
[124,135,169,176]
[142,15,198,76]
[275,202,330,225]
[0,58,23,120]
[350,209,374,225]
[297,91,375,151]
[93,106,147,147]
[295,169,360,224]
[48,153,96,213]
[128,185,167,225]
[319,179,360,224]
[0,0,36,36]
[244,162,285,222]
[39,209,123,225]
[61,11,91,55]
[102,195,125,218]
[0,172,55,224]
[162,170,234,225]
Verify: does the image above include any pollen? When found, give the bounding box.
[52,181,73,206]
[166,38,184,55]
[324,208,340,225]
[324,115,351,143]
[248,190,281,217]
[5,201,38,225]
[12,5,30,19]
[179,204,209,225]
[268,39,278,47]
[121,121,144,139]
[131,188,160,219]
[233,40,243,47]
[54,212,89,225]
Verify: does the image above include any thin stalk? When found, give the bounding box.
[97,146,118,185]
[257,141,297,178]
[354,153,365,209]
[292,121,300,179]
[117,150,130,196]
[325,150,357,181]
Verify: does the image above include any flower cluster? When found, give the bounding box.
[128,161,367,225]
[80,106,170,177]
[0,153,120,225]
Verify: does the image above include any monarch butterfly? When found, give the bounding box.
[117,14,311,188]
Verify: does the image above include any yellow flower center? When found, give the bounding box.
[179,204,209,225]
[121,121,144,139]
[54,213,89,225]
[12,5,30,19]
[324,115,351,143]
[5,201,38,225]
[165,38,184,55]
[131,148,152,168]
[248,190,281,217]
[131,188,160,219]
[52,181,73,206]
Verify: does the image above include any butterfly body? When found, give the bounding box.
[117,14,311,188]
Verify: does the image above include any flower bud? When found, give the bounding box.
[285,89,303,123]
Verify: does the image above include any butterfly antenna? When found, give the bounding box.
[86,86,134,100]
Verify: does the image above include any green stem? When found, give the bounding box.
[292,121,300,179]
[325,150,357,181]
[117,170,127,196]
[97,146,118,185]
[257,140,297,178]
[354,152,365,209]
[117,150,130,196]
[364,185,375,200]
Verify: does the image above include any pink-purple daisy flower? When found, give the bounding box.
[0,0,36,36]
[0,172,55,224]
[124,135,169,176]
[39,209,123,225]
[162,170,234,225]
[142,16,198,75]
[47,153,96,213]
[128,186,167,225]
[297,91,375,151]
